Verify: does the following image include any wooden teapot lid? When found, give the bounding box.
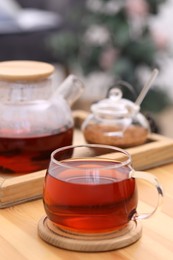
[0,60,55,81]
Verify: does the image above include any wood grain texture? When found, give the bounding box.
[0,170,46,208]
[0,163,173,259]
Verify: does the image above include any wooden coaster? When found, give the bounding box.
[38,216,142,252]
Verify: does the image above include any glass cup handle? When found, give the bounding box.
[131,170,164,220]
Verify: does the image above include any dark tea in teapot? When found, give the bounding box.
[0,127,73,173]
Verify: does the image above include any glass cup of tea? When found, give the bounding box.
[41,144,163,250]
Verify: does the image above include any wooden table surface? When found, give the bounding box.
[0,159,173,260]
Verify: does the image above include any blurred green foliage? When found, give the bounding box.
[47,0,171,112]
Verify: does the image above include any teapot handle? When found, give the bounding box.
[130,170,163,220]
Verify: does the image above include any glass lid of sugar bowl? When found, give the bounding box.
[91,87,140,120]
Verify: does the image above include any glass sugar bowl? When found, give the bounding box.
[82,87,150,148]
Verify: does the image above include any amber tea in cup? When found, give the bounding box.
[43,144,163,234]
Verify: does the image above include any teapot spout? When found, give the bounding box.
[56,74,85,106]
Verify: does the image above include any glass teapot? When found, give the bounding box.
[82,87,150,148]
[0,60,84,174]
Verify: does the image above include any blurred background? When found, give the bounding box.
[1,0,173,137]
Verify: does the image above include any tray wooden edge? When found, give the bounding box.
[127,135,173,170]
[0,170,46,208]
[0,194,42,209]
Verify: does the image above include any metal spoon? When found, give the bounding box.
[135,68,159,106]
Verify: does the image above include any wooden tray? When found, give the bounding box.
[1,110,173,208]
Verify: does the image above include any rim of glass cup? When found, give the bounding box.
[51,144,132,170]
